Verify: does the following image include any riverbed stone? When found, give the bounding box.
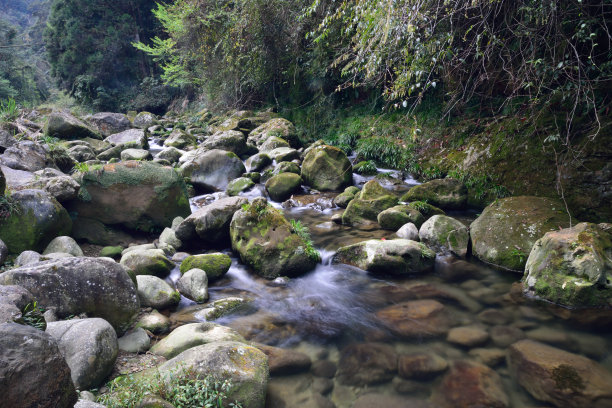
[227,177,255,196]
[159,227,182,249]
[164,129,196,149]
[88,112,131,136]
[176,268,209,303]
[433,360,508,408]
[120,248,174,277]
[398,353,448,380]
[246,152,272,172]
[136,309,171,334]
[396,223,420,241]
[259,136,289,151]
[334,239,435,275]
[248,118,299,148]
[490,325,525,348]
[46,318,118,390]
[0,284,34,324]
[0,323,77,408]
[0,141,53,172]
[175,196,248,246]
[419,214,469,257]
[508,339,612,408]
[0,257,139,333]
[446,326,489,347]
[230,198,319,279]
[179,253,231,280]
[255,344,312,376]
[156,146,184,163]
[333,186,359,208]
[342,180,398,225]
[120,148,151,161]
[337,342,397,386]
[199,130,248,155]
[68,144,96,162]
[180,149,246,192]
[132,111,157,129]
[118,328,150,353]
[401,178,467,210]
[265,172,302,202]
[354,394,433,408]
[301,145,352,191]
[378,205,425,230]
[45,111,100,140]
[470,196,572,271]
[43,236,83,257]
[104,128,148,148]
[155,341,269,408]
[136,275,180,309]
[376,299,452,339]
[523,222,612,308]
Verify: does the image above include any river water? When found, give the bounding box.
[164,166,612,408]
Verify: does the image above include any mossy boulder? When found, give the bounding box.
[248,118,299,148]
[406,201,446,218]
[401,178,467,210]
[265,173,302,202]
[259,136,289,152]
[267,147,300,162]
[45,111,100,140]
[136,275,180,309]
[180,149,246,192]
[470,196,573,271]
[227,177,255,196]
[163,129,196,149]
[246,152,272,172]
[120,148,151,161]
[333,186,360,208]
[523,223,612,308]
[132,111,157,129]
[179,253,232,280]
[87,112,131,136]
[273,161,300,175]
[342,180,398,226]
[378,205,425,230]
[120,249,174,278]
[301,145,352,191]
[0,189,72,254]
[99,245,123,258]
[43,236,83,257]
[229,198,319,279]
[68,161,190,233]
[200,130,248,156]
[104,129,148,149]
[419,215,469,257]
[334,239,435,275]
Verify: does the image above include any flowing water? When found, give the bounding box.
[166,167,612,408]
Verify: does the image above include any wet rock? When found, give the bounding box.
[334,239,435,275]
[470,196,572,271]
[132,111,157,129]
[508,339,612,408]
[268,147,300,162]
[137,309,171,334]
[311,360,337,378]
[254,344,312,376]
[104,128,148,148]
[342,180,398,225]
[43,236,83,257]
[378,205,425,230]
[156,146,184,163]
[69,161,190,232]
[121,248,174,277]
[159,227,182,249]
[0,323,77,408]
[301,145,352,191]
[446,326,489,347]
[398,353,448,379]
[490,325,526,348]
[180,149,245,192]
[0,189,72,254]
[156,341,269,408]
[401,178,467,210]
[266,172,302,202]
[194,297,246,321]
[179,253,231,280]
[199,130,248,155]
[120,148,152,161]
[337,342,397,386]
[477,308,512,325]
[376,300,452,339]
[88,112,131,136]
[164,128,196,149]
[419,214,469,257]
[118,328,150,353]
[136,275,180,309]
[332,186,359,208]
[175,196,247,246]
[354,394,433,408]
[46,318,118,390]
[0,257,139,333]
[227,177,255,196]
[246,152,272,172]
[230,198,319,279]
[469,347,506,367]
[523,222,612,308]
[68,144,96,162]
[248,118,299,148]
[177,268,209,303]
[312,378,334,395]
[396,222,420,241]
[45,111,100,140]
[433,360,509,408]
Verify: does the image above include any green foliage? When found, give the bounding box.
[446,169,511,200]
[20,301,46,330]
[353,160,377,176]
[355,137,414,169]
[290,219,321,262]
[71,162,91,175]
[98,367,242,408]
[0,191,21,220]
[0,98,19,122]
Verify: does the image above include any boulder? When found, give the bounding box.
[0,257,139,333]
[259,136,289,152]
[255,344,312,376]
[0,140,53,172]
[523,223,612,308]
[342,180,398,225]
[433,360,508,408]
[69,161,190,232]
[0,323,77,408]
[419,215,469,257]
[46,318,118,390]
[136,309,170,334]
[199,130,248,155]
[179,253,231,280]
[227,177,255,196]
[246,152,272,172]
[0,189,72,254]
[88,112,131,136]
[29,170,80,202]
[334,239,435,275]
[180,149,246,192]
[401,178,467,210]
[45,111,100,140]
[136,275,180,309]
[230,198,319,279]
[176,268,209,302]
[155,341,269,408]
[150,322,246,359]
[120,148,151,161]
[159,227,182,249]
[248,118,299,148]
[378,205,425,230]
[71,217,136,247]
[43,236,83,257]
[117,328,150,353]
[508,340,612,408]
[175,196,248,246]
[132,111,157,129]
[376,300,452,339]
[267,147,300,162]
[68,145,96,162]
[104,129,148,149]
[163,129,196,149]
[156,146,184,164]
[337,342,397,386]
[396,223,420,241]
[273,161,300,175]
[333,186,360,208]
[398,353,448,380]
[265,172,302,202]
[470,196,573,271]
[0,284,34,324]
[301,145,352,191]
[120,248,174,277]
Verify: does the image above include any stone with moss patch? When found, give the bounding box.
[179,253,232,280]
[342,180,398,226]
[401,178,467,210]
[136,275,180,310]
[301,145,352,191]
[227,177,255,196]
[265,173,302,202]
[246,153,272,172]
[180,149,246,192]
[120,248,174,278]
[163,129,196,149]
[99,245,123,258]
[378,205,425,230]
[419,215,469,257]
[248,118,299,148]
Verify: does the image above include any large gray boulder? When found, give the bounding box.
[120,249,174,278]
[43,236,83,257]
[176,268,209,303]
[301,145,352,191]
[0,140,53,172]
[163,129,196,149]
[334,239,435,275]
[419,215,469,257]
[0,323,77,408]
[29,169,81,203]
[132,112,157,129]
[156,341,269,408]
[104,129,147,149]
[248,118,299,148]
[0,189,72,254]
[0,257,139,333]
[46,318,118,390]
[175,196,248,246]
[136,275,180,309]
[401,178,468,210]
[0,284,34,324]
[45,111,100,140]
[88,112,131,136]
[523,223,612,308]
[199,130,248,155]
[180,149,246,192]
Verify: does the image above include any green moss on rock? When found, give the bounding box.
[180,253,232,280]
